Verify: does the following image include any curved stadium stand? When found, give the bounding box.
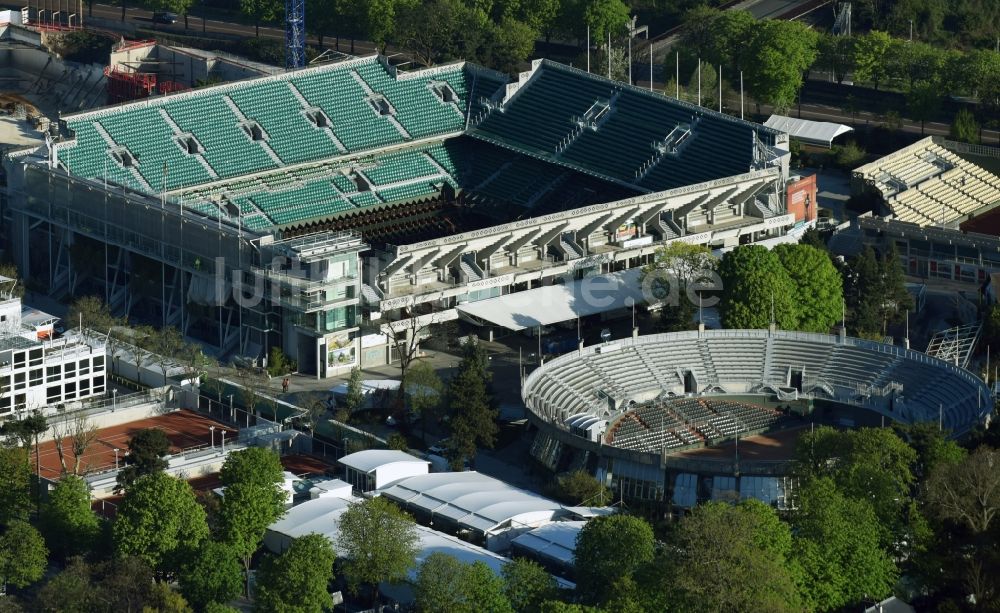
[523,329,992,444]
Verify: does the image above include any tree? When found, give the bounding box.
[220,481,286,589]
[898,421,966,477]
[360,0,396,51]
[0,447,31,525]
[234,366,271,420]
[718,245,799,329]
[34,557,97,613]
[147,582,193,612]
[67,295,119,335]
[178,540,243,610]
[254,533,335,613]
[669,500,802,611]
[415,553,513,613]
[773,243,843,332]
[951,107,980,144]
[446,340,498,467]
[794,426,917,551]
[486,17,538,74]
[0,520,48,590]
[126,324,158,386]
[554,470,611,506]
[337,497,419,599]
[641,241,715,331]
[239,0,281,37]
[294,391,328,437]
[574,514,654,605]
[219,446,284,489]
[51,413,98,476]
[907,79,942,135]
[113,472,209,577]
[116,427,171,492]
[792,477,897,611]
[817,33,856,84]
[92,555,156,612]
[582,0,630,44]
[926,446,1000,534]
[502,558,558,613]
[148,0,196,29]
[744,20,818,111]
[149,326,185,386]
[853,31,893,90]
[40,474,99,561]
[0,262,24,298]
[404,361,443,444]
[218,448,286,589]
[847,245,911,338]
[345,366,366,414]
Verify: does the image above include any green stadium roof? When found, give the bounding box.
[53,56,777,234]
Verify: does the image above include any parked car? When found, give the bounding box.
[152,11,178,24]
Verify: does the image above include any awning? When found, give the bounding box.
[456,269,646,331]
[763,115,853,148]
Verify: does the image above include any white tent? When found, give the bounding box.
[263,496,575,604]
[763,115,853,148]
[379,472,565,551]
[510,521,585,568]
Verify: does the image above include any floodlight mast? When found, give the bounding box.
[285,0,306,70]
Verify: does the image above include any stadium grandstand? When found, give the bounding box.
[522,329,991,509]
[853,136,1000,227]
[5,54,792,377]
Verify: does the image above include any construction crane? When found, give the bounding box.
[285,0,305,70]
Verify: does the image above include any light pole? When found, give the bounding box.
[209,425,215,450]
[220,429,226,452]
[114,448,120,470]
[227,394,234,422]
[112,388,117,412]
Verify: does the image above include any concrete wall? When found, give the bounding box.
[36,388,174,444]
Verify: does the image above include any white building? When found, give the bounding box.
[338,449,429,492]
[0,283,107,418]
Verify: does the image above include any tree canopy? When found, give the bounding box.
[925,446,1000,534]
[502,558,558,613]
[40,474,99,561]
[179,540,245,610]
[415,553,513,613]
[0,520,48,589]
[669,499,802,611]
[219,447,284,489]
[718,245,799,329]
[446,341,498,466]
[113,472,209,577]
[115,428,171,492]
[254,533,335,613]
[791,477,897,611]
[574,514,655,605]
[337,496,419,597]
[773,243,844,332]
[744,20,819,110]
[0,447,31,525]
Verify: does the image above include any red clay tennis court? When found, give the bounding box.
[38,409,237,479]
[671,424,809,463]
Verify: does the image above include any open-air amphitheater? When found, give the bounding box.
[522,329,991,506]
